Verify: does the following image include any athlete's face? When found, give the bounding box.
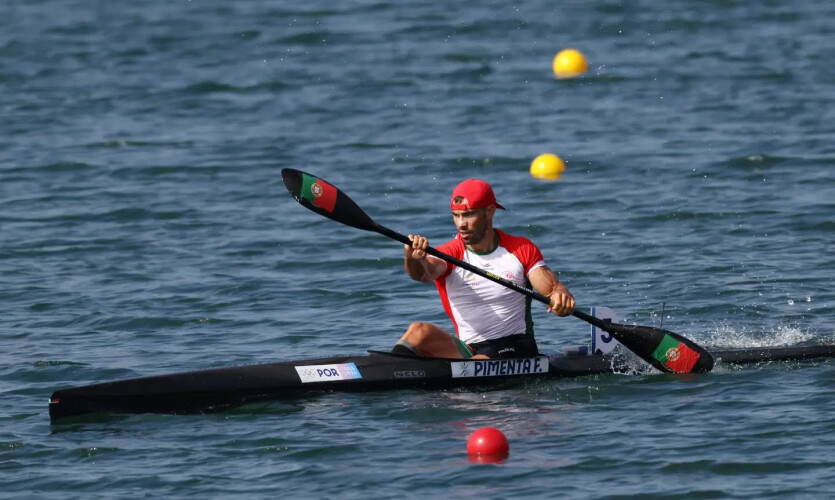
[451,206,494,246]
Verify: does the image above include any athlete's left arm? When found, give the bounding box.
[528,266,575,317]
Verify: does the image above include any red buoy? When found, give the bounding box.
[467,427,509,462]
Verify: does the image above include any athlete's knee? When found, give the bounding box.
[403,321,433,342]
[405,322,450,346]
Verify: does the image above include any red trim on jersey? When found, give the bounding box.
[495,230,544,275]
[434,236,465,337]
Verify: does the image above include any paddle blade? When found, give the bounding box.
[605,323,714,373]
[281,168,376,231]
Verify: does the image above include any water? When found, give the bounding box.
[2,0,834,497]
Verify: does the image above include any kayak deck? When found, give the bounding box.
[48,344,835,421]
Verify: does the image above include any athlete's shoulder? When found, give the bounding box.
[436,234,465,257]
[496,229,540,251]
[496,229,544,271]
[435,235,464,282]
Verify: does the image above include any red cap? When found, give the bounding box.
[450,179,505,211]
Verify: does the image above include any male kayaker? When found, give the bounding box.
[391,178,575,359]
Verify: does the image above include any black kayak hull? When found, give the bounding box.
[49,344,835,421]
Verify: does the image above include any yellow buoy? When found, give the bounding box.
[530,153,566,180]
[552,48,588,79]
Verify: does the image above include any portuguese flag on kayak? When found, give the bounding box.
[652,334,700,373]
[300,173,338,212]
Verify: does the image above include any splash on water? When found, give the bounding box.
[703,323,817,349]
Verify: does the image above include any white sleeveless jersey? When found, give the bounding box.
[434,230,546,344]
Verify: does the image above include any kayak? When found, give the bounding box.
[49,344,835,421]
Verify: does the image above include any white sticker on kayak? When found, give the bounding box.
[591,306,620,355]
[450,357,549,378]
[295,362,362,383]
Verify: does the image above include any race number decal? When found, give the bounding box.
[591,306,620,355]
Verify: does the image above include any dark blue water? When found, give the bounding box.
[2,1,833,497]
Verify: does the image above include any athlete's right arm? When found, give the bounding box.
[404,234,446,283]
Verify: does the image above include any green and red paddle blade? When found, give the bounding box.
[636,325,714,373]
[573,309,714,373]
[281,168,376,232]
[606,324,714,373]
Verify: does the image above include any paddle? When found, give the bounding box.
[281,168,714,374]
